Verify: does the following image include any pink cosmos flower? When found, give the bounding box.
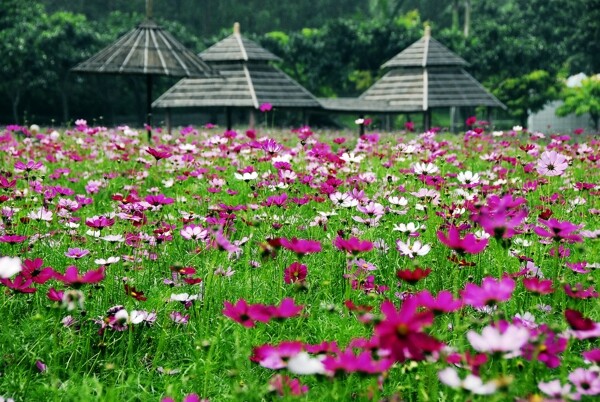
[222,299,270,328]
[538,380,578,400]
[522,328,566,368]
[65,248,90,259]
[583,349,600,363]
[280,237,322,255]
[269,298,303,319]
[85,215,115,229]
[268,374,308,396]
[54,266,105,286]
[522,277,555,295]
[0,274,37,293]
[259,103,273,112]
[180,224,209,241]
[333,236,373,254]
[0,235,28,244]
[169,311,190,325]
[569,368,600,396]
[437,226,488,255]
[536,150,568,176]
[416,290,463,314]
[21,258,55,284]
[284,262,307,284]
[146,147,172,161]
[162,394,209,402]
[461,277,515,308]
[534,218,583,243]
[564,283,598,299]
[322,348,393,374]
[14,160,44,172]
[373,298,443,362]
[251,341,304,369]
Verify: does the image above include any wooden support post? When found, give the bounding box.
[226,107,232,130]
[358,114,365,136]
[486,106,493,129]
[146,74,153,142]
[249,109,256,130]
[166,108,172,135]
[423,109,432,131]
[450,106,457,133]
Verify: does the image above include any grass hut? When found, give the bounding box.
[152,23,321,131]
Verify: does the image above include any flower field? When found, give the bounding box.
[0,122,599,401]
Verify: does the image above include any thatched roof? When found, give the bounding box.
[199,23,281,62]
[72,20,215,77]
[358,27,505,111]
[153,62,320,109]
[153,24,319,110]
[382,27,468,69]
[361,67,506,110]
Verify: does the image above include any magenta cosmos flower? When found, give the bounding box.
[85,215,115,229]
[533,218,583,243]
[280,237,322,255]
[65,248,90,259]
[437,226,488,255]
[373,298,443,362]
[284,262,307,284]
[536,150,568,176]
[461,277,515,307]
[146,147,172,161]
[333,236,373,254]
[54,266,105,286]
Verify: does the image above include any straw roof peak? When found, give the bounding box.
[199,25,281,62]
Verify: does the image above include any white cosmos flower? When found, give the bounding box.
[438,367,497,395]
[395,239,431,258]
[457,171,480,185]
[467,324,529,354]
[0,256,22,279]
[388,196,408,207]
[393,222,423,233]
[100,234,125,242]
[94,256,120,265]
[234,172,258,181]
[413,162,439,175]
[287,352,326,375]
[340,152,365,164]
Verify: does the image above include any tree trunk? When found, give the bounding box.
[11,90,21,124]
[452,0,460,31]
[463,0,471,37]
[60,77,70,124]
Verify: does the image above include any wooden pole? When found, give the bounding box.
[146,74,152,142]
[423,109,431,131]
[166,108,172,135]
[226,107,232,130]
[358,114,365,136]
[146,0,153,19]
[450,106,457,133]
[249,109,256,130]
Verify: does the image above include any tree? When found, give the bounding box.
[0,1,48,123]
[494,70,562,128]
[38,11,101,122]
[556,76,600,131]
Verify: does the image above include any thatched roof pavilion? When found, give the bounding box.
[360,26,505,130]
[71,0,216,139]
[153,23,321,130]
